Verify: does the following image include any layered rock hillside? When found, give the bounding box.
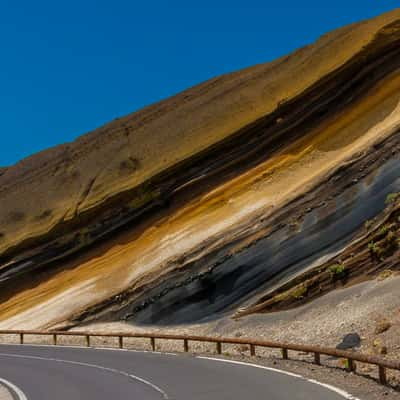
[0,9,400,330]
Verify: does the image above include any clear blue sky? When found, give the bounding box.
[0,1,398,166]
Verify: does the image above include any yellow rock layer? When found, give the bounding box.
[1,67,399,328]
[0,9,399,256]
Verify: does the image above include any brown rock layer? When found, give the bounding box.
[0,9,399,328]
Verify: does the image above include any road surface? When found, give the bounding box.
[0,344,357,399]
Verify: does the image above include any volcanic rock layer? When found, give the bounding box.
[0,9,400,329]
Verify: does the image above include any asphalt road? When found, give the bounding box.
[0,345,354,400]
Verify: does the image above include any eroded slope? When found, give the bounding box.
[0,9,399,329]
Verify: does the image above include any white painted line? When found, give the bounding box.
[0,353,168,399]
[0,343,178,356]
[0,343,86,350]
[0,344,361,399]
[307,379,360,400]
[94,347,178,356]
[196,356,361,400]
[0,377,28,400]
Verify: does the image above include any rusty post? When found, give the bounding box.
[20,333,24,345]
[250,344,256,356]
[379,366,387,385]
[53,334,57,345]
[150,337,156,351]
[183,339,189,353]
[119,336,123,349]
[281,348,288,360]
[347,358,355,372]
[314,352,320,365]
[86,335,90,347]
[216,342,222,355]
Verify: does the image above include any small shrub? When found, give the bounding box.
[290,284,308,299]
[364,220,373,230]
[368,241,383,259]
[369,230,398,260]
[329,263,347,280]
[378,224,390,236]
[275,283,309,302]
[275,291,290,302]
[385,193,400,204]
[338,358,357,372]
[383,230,397,246]
[378,269,394,281]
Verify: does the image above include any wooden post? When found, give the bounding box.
[86,335,90,347]
[53,334,57,345]
[183,339,189,353]
[281,348,288,360]
[347,358,355,372]
[216,342,222,355]
[379,366,387,385]
[150,337,156,351]
[314,352,320,365]
[118,336,123,349]
[250,344,256,356]
[20,333,24,345]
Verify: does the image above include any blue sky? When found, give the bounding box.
[0,1,398,166]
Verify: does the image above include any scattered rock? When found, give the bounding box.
[336,333,361,350]
[378,270,394,281]
[373,338,382,348]
[379,345,388,355]
[372,338,388,355]
[374,320,391,335]
[238,344,249,353]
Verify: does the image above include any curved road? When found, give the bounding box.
[0,345,356,399]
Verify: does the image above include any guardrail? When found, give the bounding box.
[0,329,397,385]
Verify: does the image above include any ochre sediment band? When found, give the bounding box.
[0,10,400,329]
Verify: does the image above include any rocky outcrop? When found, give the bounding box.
[0,9,399,329]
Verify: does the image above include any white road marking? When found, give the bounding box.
[197,356,361,400]
[96,347,178,356]
[0,344,362,399]
[0,352,168,399]
[0,377,28,400]
[0,343,178,356]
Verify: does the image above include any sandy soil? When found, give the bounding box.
[0,384,12,400]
